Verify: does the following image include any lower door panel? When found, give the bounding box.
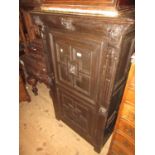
[56,86,96,143]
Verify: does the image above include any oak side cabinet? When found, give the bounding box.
[19,0,135,152]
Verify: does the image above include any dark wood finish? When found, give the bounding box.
[28,8,135,152]
[20,9,52,95]
[19,54,31,102]
[19,14,27,49]
[19,74,31,102]
[108,61,135,155]
[19,68,31,102]
[20,0,42,9]
[27,76,38,95]
[20,0,134,152]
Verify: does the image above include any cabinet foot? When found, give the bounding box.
[32,86,38,96]
[94,146,102,153]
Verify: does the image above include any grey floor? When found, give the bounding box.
[20,83,111,155]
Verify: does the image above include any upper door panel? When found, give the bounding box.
[49,32,104,101]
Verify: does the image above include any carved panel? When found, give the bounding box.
[58,88,93,134]
[60,17,75,31]
[32,15,44,26]
[105,24,126,41]
[50,33,102,99]
[99,45,119,109]
[39,13,132,39]
[61,94,75,121]
[31,15,45,39]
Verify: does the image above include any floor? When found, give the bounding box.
[19,83,112,155]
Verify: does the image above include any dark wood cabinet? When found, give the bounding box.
[20,0,134,152]
[29,7,135,151]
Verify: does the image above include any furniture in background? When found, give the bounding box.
[19,8,51,95]
[20,0,135,152]
[107,58,135,155]
[19,63,31,102]
[19,29,31,102]
[19,74,31,102]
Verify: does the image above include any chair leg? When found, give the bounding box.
[27,76,38,95]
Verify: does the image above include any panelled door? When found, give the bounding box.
[48,31,105,141]
[49,32,104,102]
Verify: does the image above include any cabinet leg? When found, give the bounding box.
[32,86,38,96]
[55,113,61,121]
[49,89,60,120]
[27,76,38,95]
[94,146,102,153]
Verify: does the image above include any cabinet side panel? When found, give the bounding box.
[113,33,135,92]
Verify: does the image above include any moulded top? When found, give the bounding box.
[20,0,134,17]
[42,0,134,10]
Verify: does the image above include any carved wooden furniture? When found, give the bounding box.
[19,74,31,102]
[108,58,135,155]
[21,38,51,95]
[20,0,134,152]
[20,8,51,95]
[19,63,31,102]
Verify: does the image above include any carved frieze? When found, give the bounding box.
[103,24,127,42]
[100,45,119,108]
[60,17,75,31]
